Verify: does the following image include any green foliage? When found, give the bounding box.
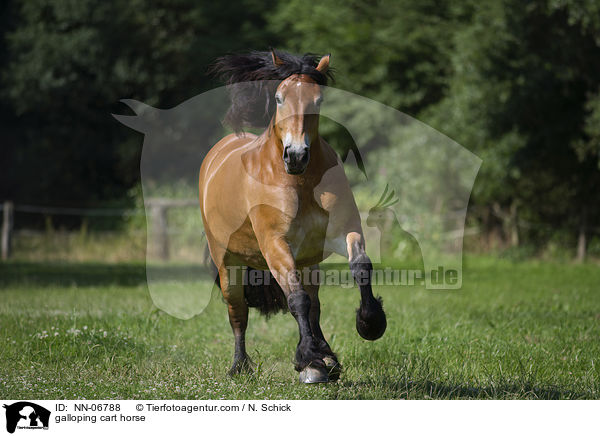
[423,0,600,251]
[0,0,276,222]
[269,0,465,113]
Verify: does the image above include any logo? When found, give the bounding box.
[3,402,50,433]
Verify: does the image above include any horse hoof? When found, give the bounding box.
[228,358,253,376]
[323,357,342,381]
[299,366,329,384]
[356,296,387,341]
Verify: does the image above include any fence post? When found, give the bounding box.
[2,201,14,260]
[576,205,587,263]
[146,198,198,262]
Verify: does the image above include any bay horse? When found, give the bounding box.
[200,50,386,383]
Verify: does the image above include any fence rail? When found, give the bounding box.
[1,199,199,261]
[13,204,145,216]
[2,199,596,262]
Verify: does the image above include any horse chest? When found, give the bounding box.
[286,201,329,261]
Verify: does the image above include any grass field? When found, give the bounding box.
[1,257,599,399]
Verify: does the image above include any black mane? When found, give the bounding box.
[209,50,333,132]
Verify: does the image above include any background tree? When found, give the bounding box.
[425,0,600,257]
[0,0,276,226]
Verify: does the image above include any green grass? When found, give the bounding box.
[1,257,599,399]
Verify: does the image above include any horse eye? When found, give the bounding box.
[275,94,283,105]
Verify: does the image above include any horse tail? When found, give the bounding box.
[207,250,287,317]
[243,268,288,317]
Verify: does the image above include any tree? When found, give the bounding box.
[0,0,277,226]
[426,0,600,257]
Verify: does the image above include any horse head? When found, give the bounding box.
[272,50,330,174]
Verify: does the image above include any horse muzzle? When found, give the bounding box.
[283,144,310,175]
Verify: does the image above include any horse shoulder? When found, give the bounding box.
[313,140,363,238]
[313,158,355,212]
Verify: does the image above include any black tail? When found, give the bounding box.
[244,267,288,317]
[209,259,287,317]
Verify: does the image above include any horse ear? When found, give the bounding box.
[270,48,284,66]
[316,54,330,73]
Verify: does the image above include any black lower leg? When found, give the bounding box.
[311,321,334,355]
[306,283,341,380]
[227,298,251,375]
[288,291,327,371]
[229,332,252,375]
[350,252,387,340]
[309,311,341,380]
[306,292,334,355]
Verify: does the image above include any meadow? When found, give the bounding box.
[0,257,599,399]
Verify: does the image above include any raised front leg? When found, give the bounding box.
[313,162,386,340]
[347,232,387,341]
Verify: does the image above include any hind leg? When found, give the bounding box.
[304,266,341,381]
[219,263,252,375]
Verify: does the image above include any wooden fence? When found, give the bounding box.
[146,198,198,261]
[1,199,198,261]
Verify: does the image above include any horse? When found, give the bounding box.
[200,50,386,383]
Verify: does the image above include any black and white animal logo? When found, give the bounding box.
[3,402,50,433]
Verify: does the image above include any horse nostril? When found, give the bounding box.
[283,146,290,161]
[300,150,309,163]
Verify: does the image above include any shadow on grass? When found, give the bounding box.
[341,378,589,399]
[0,261,213,288]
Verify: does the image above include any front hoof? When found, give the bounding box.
[299,366,329,384]
[356,296,387,341]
